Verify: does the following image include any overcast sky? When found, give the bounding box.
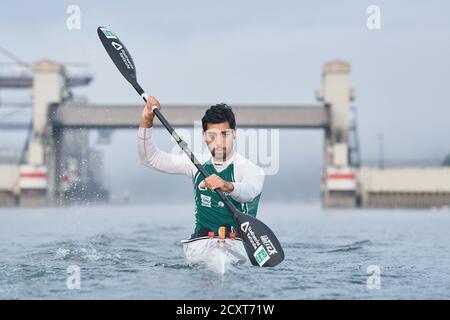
[1,1,449,203]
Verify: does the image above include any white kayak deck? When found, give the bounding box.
[180,236,249,272]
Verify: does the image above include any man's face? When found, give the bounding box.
[203,122,235,161]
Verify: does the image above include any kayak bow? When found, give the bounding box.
[181,236,249,273]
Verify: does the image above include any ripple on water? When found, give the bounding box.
[326,240,373,253]
[153,262,192,270]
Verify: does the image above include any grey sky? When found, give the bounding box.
[1,1,449,203]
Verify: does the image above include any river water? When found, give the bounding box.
[0,203,449,299]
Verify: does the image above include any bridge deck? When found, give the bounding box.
[50,103,329,129]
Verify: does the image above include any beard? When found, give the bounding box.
[211,147,227,161]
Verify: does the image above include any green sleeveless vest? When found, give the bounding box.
[192,160,261,233]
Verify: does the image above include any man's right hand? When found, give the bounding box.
[140,96,161,128]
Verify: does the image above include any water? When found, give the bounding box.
[1,203,450,299]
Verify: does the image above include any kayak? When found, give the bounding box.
[181,236,249,273]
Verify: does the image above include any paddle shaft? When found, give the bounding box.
[138,89,240,222]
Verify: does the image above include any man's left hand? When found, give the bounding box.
[199,174,234,193]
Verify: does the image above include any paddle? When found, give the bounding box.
[97,26,285,267]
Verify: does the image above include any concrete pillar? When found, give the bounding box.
[317,60,354,168]
[28,60,68,205]
[29,60,67,166]
[317,60,356,208]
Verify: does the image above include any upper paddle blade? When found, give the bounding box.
[236,212,284,267]
[97,26,141,92]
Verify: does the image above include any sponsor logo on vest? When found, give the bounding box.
[200,194,211,208]
[253,245,270,266]
[218,201,224,207]
[260,235,278,255]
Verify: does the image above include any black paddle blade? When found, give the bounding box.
[97,26,143,95]
[236,212,284,267]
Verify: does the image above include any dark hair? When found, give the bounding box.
[202,103,236,131]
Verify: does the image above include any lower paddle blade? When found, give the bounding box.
[236,212,284,267]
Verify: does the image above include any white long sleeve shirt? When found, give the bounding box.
[137,127,264,203]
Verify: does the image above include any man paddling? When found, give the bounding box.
[138,96,265,239]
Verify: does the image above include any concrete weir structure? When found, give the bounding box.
[1,59,450,208]
[359,167,450,208]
